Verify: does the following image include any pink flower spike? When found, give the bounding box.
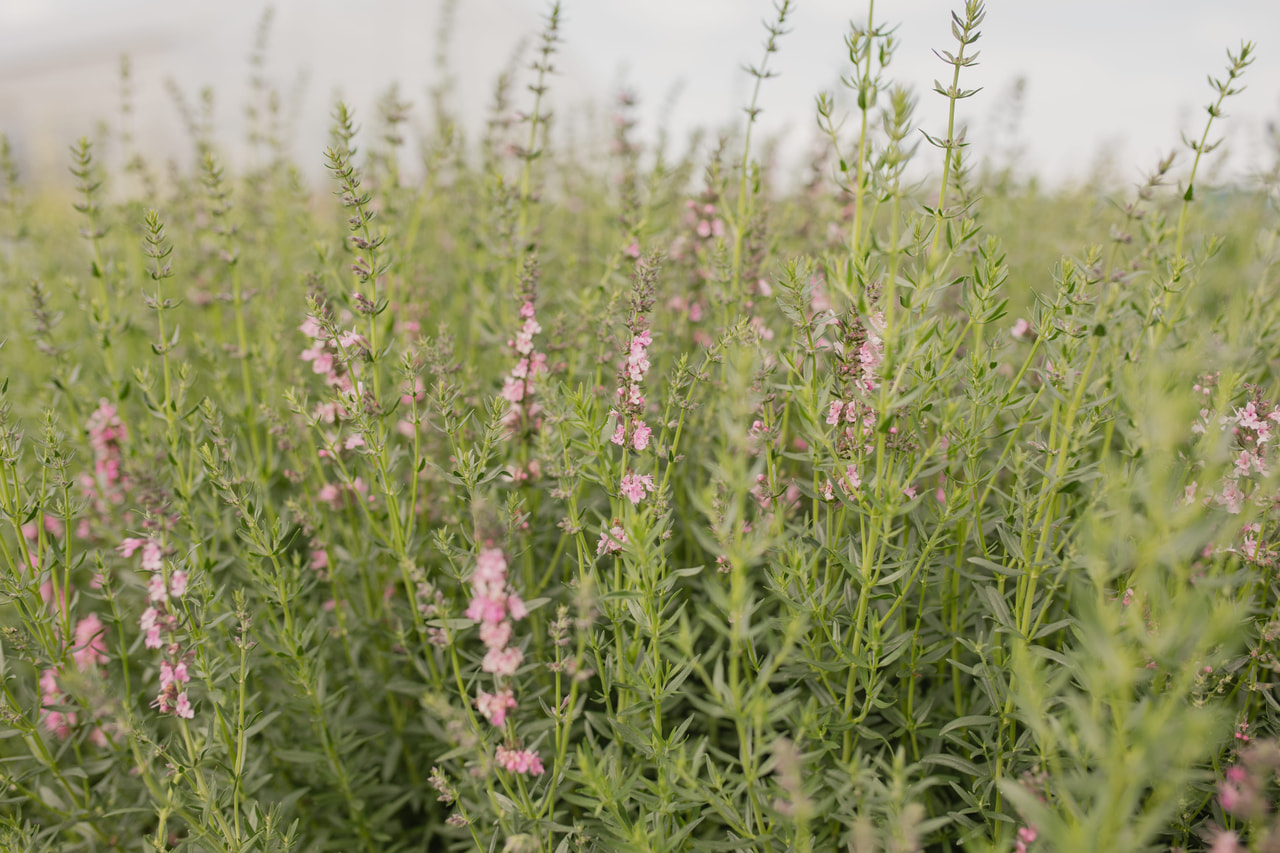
[495,745,545,776]
[476,689,518,727]
[482,646,524,677]
[141,541,163,572]
[118,537,147,558]
[147,574,168,603]
[597,524,627,555]
[299,316,324,339]
[620,473,656,505]
[479,619,513,651]
[72,614,108,671]
[631,420,652,451]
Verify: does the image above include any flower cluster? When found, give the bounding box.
[299,314,363,395]
[495,745,545,776]
[465,549,528,678]
[80,399,129,530]
[612,328,653,452]
[39,614,109,742]
[475,688,517,727]
[619,473,656,505]
[120,537,194,719]
[684,198,724,242]
[612,258,659,509]
[500,300,548,431]
[464,548,544,774]
[596,522,627,556]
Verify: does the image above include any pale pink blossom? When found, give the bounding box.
[597,525,627,555]
[118,537,148,558]
[72,614,108,671]
[483,646,524,676]
[39,668,75,738]
[298,317,324,338]
[160,660,190,689]
[495,745,544,776]
[140,541,163,572]
[479,620,513,651]
[501,378,526,403]
[476,689,518,726]
[169,571,188,598]
[1217,480,1245,514]
[1208,828,1242,853]
[620,473,656,505]
[174,692,195,720]
[148,574,168,603]
[632,420,652,451]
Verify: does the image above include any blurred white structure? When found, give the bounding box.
[1,0,1277,188]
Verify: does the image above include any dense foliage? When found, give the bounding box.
[3,2,1280,851]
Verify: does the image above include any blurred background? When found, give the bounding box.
[1,0,1277,189]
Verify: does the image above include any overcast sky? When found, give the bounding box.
[1,0,1277,188]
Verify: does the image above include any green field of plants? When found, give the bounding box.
[3,1,1280,850]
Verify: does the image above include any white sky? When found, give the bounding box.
[0,0,1277,188]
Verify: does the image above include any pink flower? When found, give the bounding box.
[1217,480,1245,514]
[174,692,195,720]
[620,473,656,505]
[299,317,324,338]
[160,660,190,689]
[632,420,652,451]
[1011,318,1032,340]
[39,668,75,739]
[506,594,528,621]
[597,525,627,555]
[475,548,507,581]
[148,574,168,603]
[144,626,163,650]
[479,619,513,651]
[118,537,147,558]
[337,330,368,351]
[483,646,524,676]
[501,378,526,403]
[466,596,507,625]
[826,401,843,425]
[169,571,188,598]
[476,689,518,726]
[495,745,544,776]
[72,614,108,671]
[1208,829,1242,853]
[140,540,163,572]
